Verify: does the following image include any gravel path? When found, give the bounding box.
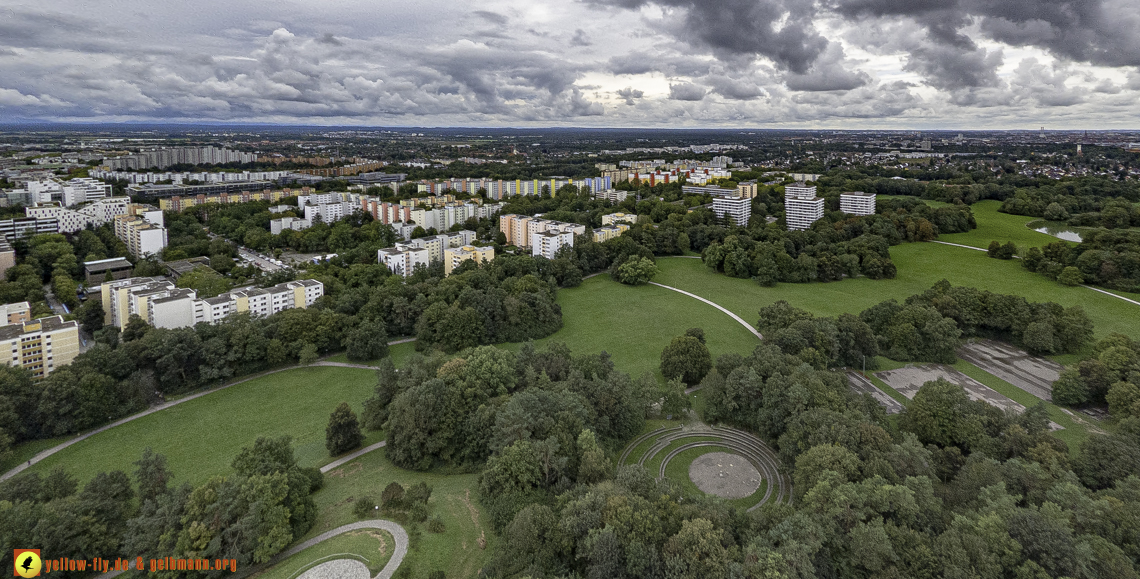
[647,282,763,340]
[321,441,387,473]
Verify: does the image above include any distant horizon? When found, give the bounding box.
[1,122,1138,134]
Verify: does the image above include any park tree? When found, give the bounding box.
[361,358,399,430]
[898,379,985,450]
[298,342,319,365]
[1058,266,1084,286]
[660,334,712,385]
[326,402,364,456]
[75,298,105,334]
[344,319,388,361]
[614,256,659,285]
[1051,368,1090,406]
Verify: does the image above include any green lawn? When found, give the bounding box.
[939,200,1072,249]
[252,530,394,579]
[499,274,760,380]
[308,449,492,579]
[0,436,70,475]
[23,366,381,485]
[654,243,1140,341]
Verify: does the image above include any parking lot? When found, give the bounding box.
[846,372,904,414]
[875,364,1062,430]
[957,339,1063,401]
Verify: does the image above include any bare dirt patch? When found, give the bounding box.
[688,452,763,499]
[326,462,363,478]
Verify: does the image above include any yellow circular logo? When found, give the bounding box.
[14,551,42,578]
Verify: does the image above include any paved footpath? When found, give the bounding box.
[648,282,763,340]
[930,240,1140,308]
[0,357,393,482]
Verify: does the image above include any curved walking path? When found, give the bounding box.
[0,356,396,482]
[92,520,408,579]
[648,282,763,340]
[321,441,386,473]
[930,240,1140,308]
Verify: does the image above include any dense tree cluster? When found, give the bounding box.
[487,336,1140,578]
[1022,231,1140,293]
[1053,333,1140,418]
[365,343,655,526]
[756,302,879,369]
[0,437,322,578]
[998,177,1140,229]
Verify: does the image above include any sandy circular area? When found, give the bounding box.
[296,559,370,579]
[688,452,762,499]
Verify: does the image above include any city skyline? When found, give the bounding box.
[1,0,1138,128]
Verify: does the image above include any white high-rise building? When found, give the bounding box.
[784,182,824,231]
[839,192,876,216]
[531,229,575,259]
[378,246,430,277]
[712,196,751,227]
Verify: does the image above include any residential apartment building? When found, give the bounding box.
[602,212,636,226]
[592,224,629,243]
[0,315,80,378]
[737,180,759,199]
[127,181,271,200]
[713,196,752,227]
[378,231,478,277]
[22,177,112,207]
[401,231,477,262]
[0,302,31,325]
[157,187,310,211]
[25,197,131,233]
[304,201,355,223]
[103,146,256,170]
[113,206,168,257]
[270,217,313,234]
[0,216,58,240]
[444,245,495,275]
[91,169,289,184]
[784,183,824,231]
[378,246,430,278]
[532,229,575,260]
[839,192,877,216]
[682,185,740,198]
[101,277,323,329]
[593,189,629,203]
[499,214,586,249]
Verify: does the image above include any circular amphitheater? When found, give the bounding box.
[619,425,792,510]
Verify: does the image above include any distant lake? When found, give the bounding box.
[1032,222,1082,242]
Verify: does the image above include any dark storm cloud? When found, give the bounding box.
[829,0,1140,72]
[587,0,829,73]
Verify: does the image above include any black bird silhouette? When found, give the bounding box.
[20,555,34,572]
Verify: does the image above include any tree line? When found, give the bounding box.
[0,437,322,579]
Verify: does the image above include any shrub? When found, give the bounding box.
[427,515,446,533]
[353,496,375,519]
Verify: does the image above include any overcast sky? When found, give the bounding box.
[1,0,1138,128]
